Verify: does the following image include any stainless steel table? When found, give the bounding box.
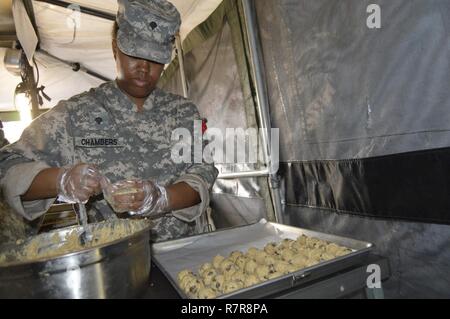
[142,254,390,299]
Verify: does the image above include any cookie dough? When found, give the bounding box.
[202,268,218,286]
[177,234,353,299]
[197,287,217,299]
[235,255,248,269]
[244,259,258,274]
[177,270,194,283]
[244,274,260,287]
[223,280,244,294]
[212,255,225,269]
[255,264,270,281]
[229,250,244,262]
[210,274,225,292]
[264,242,277,255]
[199,262,214,277]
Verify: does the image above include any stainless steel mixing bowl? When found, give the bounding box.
[0,219,151,299]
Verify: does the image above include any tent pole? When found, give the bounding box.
[175,34,188,98]
[241,0,284,224]
[38,49,112,82]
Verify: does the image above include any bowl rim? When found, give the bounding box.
[0,219,152,268]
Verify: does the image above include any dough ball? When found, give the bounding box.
[254,250,268,265]
[255,264,270,281]
[244,274,260,288]
[177,270,194,283]
[220,259,239,276]
[231,271,247,284]
[335,248,352,257]
[210,274,225,292]
[307,249,322,260]
[290,255,308,268]
[305,237,320,248]
[182,277,204,296]
[212,255,225,269]
[197,288,217,299]
[223,280,244,294]
[235,255,248,270]
[273,261,291,274]
[305,257,320,267]
[199,262,214,277]
[244,259,258,274]
[296,234,307,245]
[321,252,335,261]
[229,250,244,262]
[290,241,303,252]
[279,238,295,249]
[246,247,260,257]
[326,243,340,254]
[202,268,218,286]
[313,239,327,249]
[180,274,197,287]
[263,254,278,267]
[264,242,278,255]
[280,249,296,262]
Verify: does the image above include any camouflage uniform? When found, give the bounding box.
[0,81,218,242]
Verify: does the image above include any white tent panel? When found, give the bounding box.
[33,51,104,109]
[173,0,223,42]
[68,0,223,41]
[33,1,116,79]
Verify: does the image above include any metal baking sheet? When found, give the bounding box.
[151,219,373,299]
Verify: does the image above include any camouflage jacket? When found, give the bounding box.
[0,81,218,242]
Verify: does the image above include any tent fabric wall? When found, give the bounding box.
[255,0,450,297]
[161,1,273,228]
[257,0,450,161]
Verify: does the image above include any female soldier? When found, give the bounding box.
[0,0,218,242]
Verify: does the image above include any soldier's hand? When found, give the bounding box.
[129,179,169,216]
[103,179,146,213]
[103,179,169,215]
[56,163,102,203]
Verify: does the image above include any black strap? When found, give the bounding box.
[280,147,450,225]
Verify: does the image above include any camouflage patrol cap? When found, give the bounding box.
[116,0,181,64]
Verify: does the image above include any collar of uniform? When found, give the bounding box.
[101,81,134,113]
[142,87,161,111]
[107,80,160,113]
